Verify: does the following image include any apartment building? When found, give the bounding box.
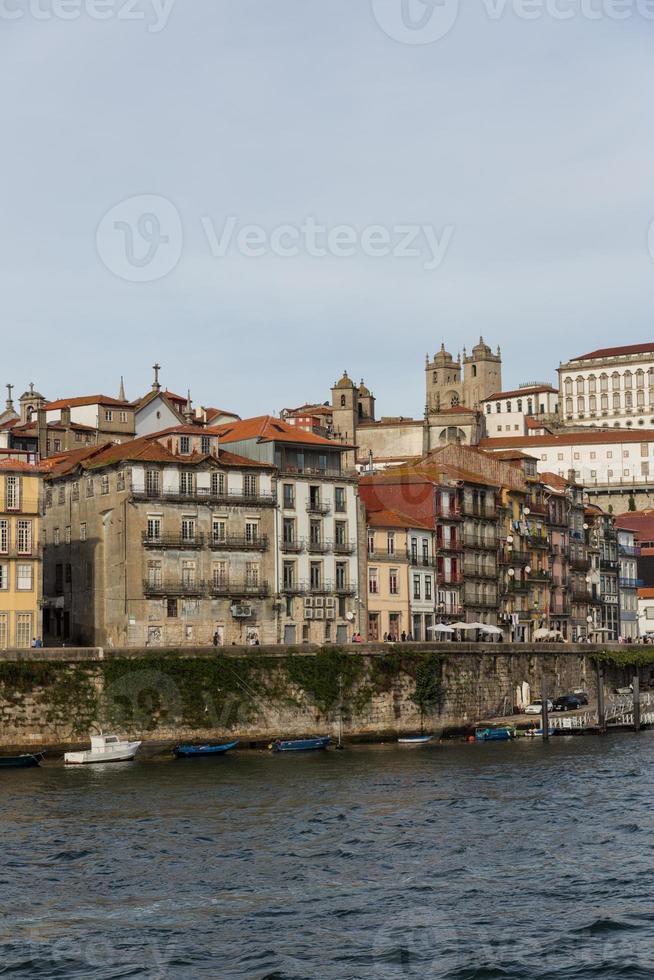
[365,509,413,640]
[559,342,654,429]
[42,432,277,646]
[0,460,44,648]
[617,527,640,640]
[214,416,362,644]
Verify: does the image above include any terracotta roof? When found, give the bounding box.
[162,389,187,403]
[492,449,539,461]
[539,471,578,492]
[435,405,475,415]
[525,417,552,431]
[45,395,130,411]
[215,415,353,449]
[615,509,654,542]
[638,587,654,599]
[484,385,558,400]
[569,343,654,362]
[203,407,240,422]
[480,430,654,449]
[366,506,432,531]
[0,459,47,474]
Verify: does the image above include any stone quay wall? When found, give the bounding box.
[0,643,645,751]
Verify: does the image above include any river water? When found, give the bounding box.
[2,734,654,980]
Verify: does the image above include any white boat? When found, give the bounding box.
[398,735,434,744]
[64,734,142,766]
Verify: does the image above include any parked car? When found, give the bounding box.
[525,699,554,715]
[615,685,633,696]
[573,690,589,705]
[552,695,582,712]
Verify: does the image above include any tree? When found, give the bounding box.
[628,495,637,512]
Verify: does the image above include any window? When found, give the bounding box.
[486,403,491,414]
[389,568,399,595]
[100,475,109,495]
[283,484,295,509]
[64,526,71,544]
[0,520,7,554]
[147,561,162,587]
[146,470,160,496]
[517,399,522,412]
[211,472,226,496]
[245,522,259,543]
[335,521,346,545]
[506,401,512,413]
[246,562,260,587]
[181,518,196,543]
[86,478,94,497]
[607,451,612,459]
[180,471,195,495]
[117,471,125,491]
[58,486,65,505]
[0,613,7,648]
[282,561,295,589]
[119,411,128,423]
[213,561,227,587]
[573,453,580,460]
[15,613,31,648]
[590,452,596,460]
[590,470,597,478]
[212,519,226,543]
[5,475,19,510]
[181,560,196,587]
[495,402,501,413]
[16,564,33,591]
[0,564,8,590]
[53,528,60,546]
[15,520,31,555]
[244,474,258,497]
[201,436,211,455]
[310,562,321,589]
[180,436,191,454]
[368,567,379,594]
[80,523,87,541]
[576,377,585,394]
[425,576,432,601]
[167,598,178,618]
[387,532,395,555]
[413,575,421,600]
[335,487,346,512]
[557,453,564,461]
[104,410,113,422]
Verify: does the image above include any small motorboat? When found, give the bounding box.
[523,727,556,738]
[271,736,330,753]
[174,739,239,758]
[398,735,433,744]
[0,752,43,769]
[64,734,141,765]
[475,727,512,742]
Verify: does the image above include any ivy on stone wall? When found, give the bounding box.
[592,649,654,668]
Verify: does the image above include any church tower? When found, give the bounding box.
[425,344,462,413]
[462,337,502,409]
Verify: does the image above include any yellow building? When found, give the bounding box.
[0,460,43,648]
[365,508,413,641]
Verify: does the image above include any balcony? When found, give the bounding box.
[526,500,548,515]
[461,501,498,519]
[464,535,498,551]
[306,500,331,516]
[570,558,590,572]
[281,538,305,554]
[307,540,332,555]
[528,535,549,550]
[143,579,206,596]
[464,595,498,609]
[282,581,308,595]
[333,541,357,555]
[550,604,571,616]
[209,579,270,598]
[464,566,497,580]
[438,572,464,586]
[505,580,530,594]
[208,535,268,552]
[368,550,402,563]
[142,534,203,549]
[619,544,641,557]
[132,487,276,507]
[436,538,464,553]
[569,589,592,603]
[600,558,619,571]
[499,549,529,565]
[435,507,463,521]
[0,545,43,559]
[619,577,644,588]
[409,555,437,567]
[526,570,552,582]
[436,605,464,618]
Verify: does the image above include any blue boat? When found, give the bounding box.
[271,736,330,753]
[174,739,239,758]
[0,752,43,769]
[475,727,512,742]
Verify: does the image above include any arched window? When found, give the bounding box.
[637,389,645,407]
[472,365,477,377]
[340,394,346,407]
[576,376,585,394]
[589,395,597,413]
[506,401,512,413]
[517,399,522,412]
[612,372,620,391]
[636,368,644,388]
[527,399,533,415]
[577,396,585,415]
[565,397,573,415]
[588,375,597,393]
[564,377,573,396]
[624,370,633,389]
[601,393,608,411]
[496,402,501,413]
[625,391,633,409]
[486,403,491,414]
[600,373,608,392]
[613,391,620,409]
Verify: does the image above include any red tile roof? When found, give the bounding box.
[570,343,654,362]
[45,395,131,411]
[638,587,654,599]
[215,415,353,448]
[366,506,432,531]
[615,509,654,542]
[0,459,47,474]
[481,429,654,449]
[484,385,558,400]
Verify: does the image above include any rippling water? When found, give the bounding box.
[2,734,654,979]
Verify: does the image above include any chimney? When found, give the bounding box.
[184,390,194,424]
[37,408,48,460]
[61,406,71,426]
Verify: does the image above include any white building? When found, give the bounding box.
[559,342,654,429]
[407,528,436,641]
[480,384,558,438]
[214,415,362,645]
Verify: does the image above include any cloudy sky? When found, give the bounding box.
[2,1,653,418]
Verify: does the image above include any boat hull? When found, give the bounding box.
[398,736,433,744]
[272,736,330,752]
[174,740,240,757]
[0,753,43,769]
[64,741,141,765]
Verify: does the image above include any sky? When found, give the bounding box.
[2,0,654,419]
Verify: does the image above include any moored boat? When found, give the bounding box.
[174,739,239,758]
[64,734,141,766]
[0,752,43,769]
[271,736,330,753]
[475,727,513,742]
[398,735,433,744]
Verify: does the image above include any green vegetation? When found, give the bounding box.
[592,649,654,668]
